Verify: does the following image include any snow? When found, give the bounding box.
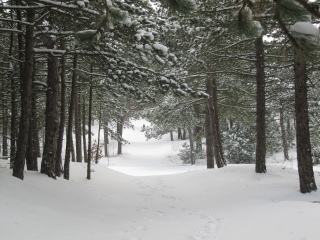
[1,119,320,240]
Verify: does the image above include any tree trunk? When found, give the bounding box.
[104,123,109,157]
[178,127,182,140]
[87,75,93,180]
[64,53,78,180]
[9,32,17,169]
[75,85,82,163]
[279,102,289,161]
[212,78,226,167]
[41,44,59,179]
[13,6,35,180]
[170,131,174,141]
[117,121,123,155]
[26,89,38,171]
[56,41,66,177]
[82,95,88,163]
[188,128,195,165]
[205,103,214,169]
[294,54,317,193]
[2,95,8,156]
[255,36,267,173]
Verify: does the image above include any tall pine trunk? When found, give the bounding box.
[104,123,109,157]
[87,74,93,180]
[41,44,59,179]
[64,53,78,180]
[294,54,317,193]
[82,95,87,163]
[26,89,38,171]
[255,36,267,173]
[13,6,35,180]
[75,85,82,163]
[56,41,66,177]
[205,78,215,169]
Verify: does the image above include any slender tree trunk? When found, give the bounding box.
[104,123,109,157]
[2,97,8,156]
[9,32,17,169]
[13,6,35,180]
[75,85,82,162]
[117,121,123,155]
[205,104,214,169]
[56,41,66,177]
[41,45,59,179]
[178,127,182,140]
[182,129,186,140]
[279,102,289,161]
[64,53,78,180]
[255,36,267,173]
[87,74,93,180]
[194,125,202,155]
[294,54,317,193]
[82,95,87,163]
[188,128,195,165]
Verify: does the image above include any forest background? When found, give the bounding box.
[1,0,320,194]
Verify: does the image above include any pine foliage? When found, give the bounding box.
[165,0,197,14]
[234,5,263,38]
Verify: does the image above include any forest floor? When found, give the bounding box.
[1,119,320,240]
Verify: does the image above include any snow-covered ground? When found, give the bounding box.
[1,119,320,240]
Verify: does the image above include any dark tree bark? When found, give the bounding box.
[205,103,214,169]
[188,128,195,165]
[206,78,225,168]
[64,53,78,180]
[41,41,60,179]
[13,6,35,180]
[117,121,123,155]
[178,127,182,140]
[2,94,8,157]
[294,54,317,193]
[170,131,174,141]
[82,95,88,163]
[26,89,38,171]
[9,32,17,169]
[75,84,82,163]
[104,123,109,157]
[182,129,186,140]
[255,36,267,173]
[212,78,226,168]
[56,41,66,177]
[87,75,93,180]
[194,125,202,155]
[279,102,289,161]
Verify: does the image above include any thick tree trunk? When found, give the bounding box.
[75,85,82,163]
[170,131,174,141]
[212,78,226,167]
[64,53,78,180]
[255,36,267,173]
[41,46,59,179]
[56,41,66,177]
[294,54,317,193]
[279,102,289,161]
[13,6,35,180]
[26,89,38,171]
[82,95,88,163]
